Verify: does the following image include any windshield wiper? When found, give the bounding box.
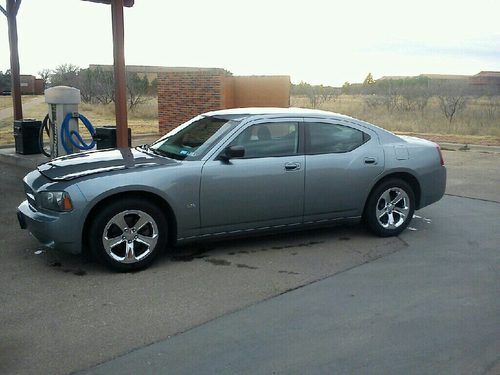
[137,144,150,151]
[147,146,184,160]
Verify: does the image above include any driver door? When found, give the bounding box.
[200,119,304,235]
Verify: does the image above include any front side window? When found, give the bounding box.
[150,116,239,160]
[307,122,368,154]
[230,122,299,158]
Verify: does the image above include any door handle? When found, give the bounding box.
[284,162,301,171]
[364,157,377,165]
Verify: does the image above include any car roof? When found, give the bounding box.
[204,107,353,121]
[204,107,402,144]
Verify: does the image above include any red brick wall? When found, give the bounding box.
[20,75,35,95]
[157,70,291,134]
[158,71,224,134]
[35,79,45,95]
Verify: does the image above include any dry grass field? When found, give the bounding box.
[0,94,499,146]
[0,96,13,110]
[0,96,158,146]
[291,95,500,145]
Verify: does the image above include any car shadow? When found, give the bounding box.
[162,223,369,264]
[35,223,372,275]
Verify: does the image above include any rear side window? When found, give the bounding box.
[306,122,369,154]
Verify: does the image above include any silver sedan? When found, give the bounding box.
[17,108,446,271]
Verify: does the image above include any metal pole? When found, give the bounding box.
[111,0,128,148]
[6,0,23,120]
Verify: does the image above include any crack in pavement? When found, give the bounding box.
[444,193,500,204]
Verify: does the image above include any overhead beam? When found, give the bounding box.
[82,0,134,7]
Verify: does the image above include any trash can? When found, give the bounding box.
[93,126,132,150]
[13,119,42,155]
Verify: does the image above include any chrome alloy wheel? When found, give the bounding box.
[376,187,410,229]
[102,210,159,264]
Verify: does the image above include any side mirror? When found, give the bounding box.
[220,145,245,161]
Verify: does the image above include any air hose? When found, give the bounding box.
[60,112,96,154]
[39,114,51,157]
[39,112,96,156]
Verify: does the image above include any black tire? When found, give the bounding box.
[89,197,168,271]
[364,178,415,237]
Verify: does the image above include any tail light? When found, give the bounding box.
[437,145,444,166]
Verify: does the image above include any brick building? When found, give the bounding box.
[470,71,500,94]
[20,75,44,95]
[157,68,290,133]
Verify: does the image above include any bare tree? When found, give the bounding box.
[0,70,11,91]
[95,69,115,104]
[364,95,385,109]
[126,72,149,110]
[437,95,466,124]
[37,68,51,88]
[483,97,498,120]
[435,82,467,124]
[319,85,338,103]
[1,0,23,119]
[50,64,81,87]
[78,67,114,104]
[78,68,96,103]
[415,96,430,117]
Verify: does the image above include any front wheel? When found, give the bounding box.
[364,179,415,237]
[89,198,168,271]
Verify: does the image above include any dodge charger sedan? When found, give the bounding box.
[17,108,446,271]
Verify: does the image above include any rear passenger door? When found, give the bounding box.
[304,121,383,221]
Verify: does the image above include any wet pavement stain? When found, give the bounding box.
[236,264,258,270]
[171,253,209,262]
[73,269,87,276]
[61,268,87,276]
[278,270,300,275]
[271,244,295,250]
[339,237,351,241]
[271,241,324,250]
[170,247,215,262]
[204,258,231,266]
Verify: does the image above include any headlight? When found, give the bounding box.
[38,191,73,211]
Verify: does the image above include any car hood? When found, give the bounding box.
[37,148,177,181]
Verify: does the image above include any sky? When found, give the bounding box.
[1,0,499,86]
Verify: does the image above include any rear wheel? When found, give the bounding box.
[365,179,415,237]
[89,198,168,271]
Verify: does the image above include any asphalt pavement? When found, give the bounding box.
[83,195,500,375]
[0,149,499,374]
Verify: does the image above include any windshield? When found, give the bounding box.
[149,116,240,160]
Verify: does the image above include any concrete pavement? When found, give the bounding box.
[0,163,405,375]
[0,149,498,374]
[82,195,500,375]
